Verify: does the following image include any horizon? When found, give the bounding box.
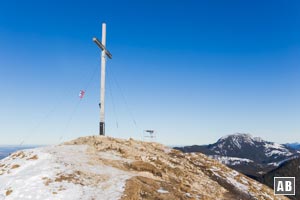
[0,133,299,147]
[0,1,300,145]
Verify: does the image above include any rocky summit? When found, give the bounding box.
[0,136,288,200]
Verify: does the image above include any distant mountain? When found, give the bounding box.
[284,142,300,150]
[260,156,300,200]
[174,133,299,178]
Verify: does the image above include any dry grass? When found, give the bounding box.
[54,172,83,185]
[64,136,288,200]
[42,177,52,186]
[6,189,13,196]
[11,151,26,159]
[128,161,162,177]
[27,155,38,160]
[122,176,181,200]
[11,164,20,169]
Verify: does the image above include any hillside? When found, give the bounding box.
[0,136,288,200]
[261,157,300,200]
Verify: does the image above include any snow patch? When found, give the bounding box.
[226,177,248,192]
[0,145,133,200]
[209,155,253,166]
[157,188,169,194]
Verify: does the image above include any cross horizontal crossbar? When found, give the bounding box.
[93,37,112,59]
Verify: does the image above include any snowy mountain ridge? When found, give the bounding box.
[0,136,288,200]
[174,133,298,178]
[218,133,263,147]
[215,133,291,156]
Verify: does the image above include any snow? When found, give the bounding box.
[264,142,286,150]
[262,142,294,157]
[185,192,192,198]
[268,155,299,167]
[209,164,249,195]
[163,147,172,154]
[240,177,248,185]
[209,155,253,165]
[97,151,130,162]
[262,192,272,199]
[224,169,249,193]
[1,136,287,200]
[266,150,292,157]
[157,188,169,194]
[229,170,239,177]
[210,166,221,172]
[0,145,133,200]
[226,177,248,192]
[216,133,266,151]
[219,133,263,145]
[214,134,294,160]
[231,138,241,149]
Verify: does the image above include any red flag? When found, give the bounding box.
[79,90,85,99]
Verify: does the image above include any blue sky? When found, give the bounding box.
[0,0,299,145]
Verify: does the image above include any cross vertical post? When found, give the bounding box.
[100,23,106,136]
[93,22,112,136]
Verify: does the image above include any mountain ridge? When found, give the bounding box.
[0,135,287,200]
[174,133,299,177]
[284,143,300,150]
[261,157,300,200]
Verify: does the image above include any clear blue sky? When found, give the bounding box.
[0,0,299,145]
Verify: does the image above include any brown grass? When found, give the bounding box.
[6,189,13,196]
[11,164,20,169]
[128,161,162,177]
[42,177,52,186]
[11,151,26,159]
[121,176,198,200]
[55,173,81,185]
[27,155,38,160]
[64,136,288,200]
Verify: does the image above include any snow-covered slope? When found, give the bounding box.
[0,145,131,200]
[0,136,288,200]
